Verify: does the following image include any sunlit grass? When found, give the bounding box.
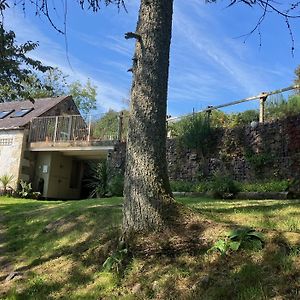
[1,196,299,299]
[179,197,300,232]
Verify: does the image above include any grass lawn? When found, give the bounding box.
[0,196,299,299]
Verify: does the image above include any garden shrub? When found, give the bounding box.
[239,180,289,193]
[287,178,300,197]
[170,180,196,192]
[108,174,124,196]
[18,180,41,199]
[0,174,14,196]
[194,181,211,193]
[170,179,290,195]
[266,94,300,121]
[210,174,240,199]
[209,227,264,255]
[172,113,219,157]
[84,161,108,198]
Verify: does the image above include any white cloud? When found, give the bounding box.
[172,4,267,96]
[5,7,129,113]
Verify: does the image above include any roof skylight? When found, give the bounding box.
[0,110,14,119]
[11,108,34,118]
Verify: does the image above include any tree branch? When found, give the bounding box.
[207,0,300,54]
[124,32,142,42]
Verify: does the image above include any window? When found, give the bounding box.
[11,108,33,118]
[0,110,14,119]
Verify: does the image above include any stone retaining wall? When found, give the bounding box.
[107,114,300,184]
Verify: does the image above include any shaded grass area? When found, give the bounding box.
[0,196,299,299]
[0,197,122,299]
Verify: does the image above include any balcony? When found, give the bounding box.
[28,115,123,159]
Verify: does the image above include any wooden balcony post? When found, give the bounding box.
[259,93,268,123]
[87,115,91,142]
[53,116,58,143]
[117,111,124,142]
[67,116,72,141]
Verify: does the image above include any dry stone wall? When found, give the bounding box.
[107,114,300,183]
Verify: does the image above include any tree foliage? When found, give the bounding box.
[266,94,300,120]
[92,109,128,139]
[69,80,97,118]
[173,113,219,157]
[13,68,97,117]
[0,22,51,102]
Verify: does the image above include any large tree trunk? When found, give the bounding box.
[123,0,176,235]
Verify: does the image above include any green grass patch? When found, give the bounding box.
[178,197,300,232]
[0,196,299,299]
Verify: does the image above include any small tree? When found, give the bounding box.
[0,23,51,102]
[0,174,14,195]
[92,109,129,140]
[15,68,97,117]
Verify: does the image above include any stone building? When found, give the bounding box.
[0,96,114,199]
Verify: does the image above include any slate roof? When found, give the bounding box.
[0,96,71,130]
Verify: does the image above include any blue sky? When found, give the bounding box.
[5,0,300,117]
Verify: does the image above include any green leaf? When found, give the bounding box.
[102,257,115,271]
[228,241,241,251]
[209,239,228,254]
[247,231,264,242]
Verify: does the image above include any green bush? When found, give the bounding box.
[108,175,124,196]
[240,180,289,193]
[170,180,196,192]
[169,179,290,195]
[172,113,219,157]
[266,94,300,121]
[85,161,108,198]
[194,181,211,193]
[0,174,14,195]
[210,174,240,199]
[18,180,41,199]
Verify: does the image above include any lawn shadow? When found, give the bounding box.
[0,198,123,299]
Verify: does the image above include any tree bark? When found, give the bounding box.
[123,0,176,235]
